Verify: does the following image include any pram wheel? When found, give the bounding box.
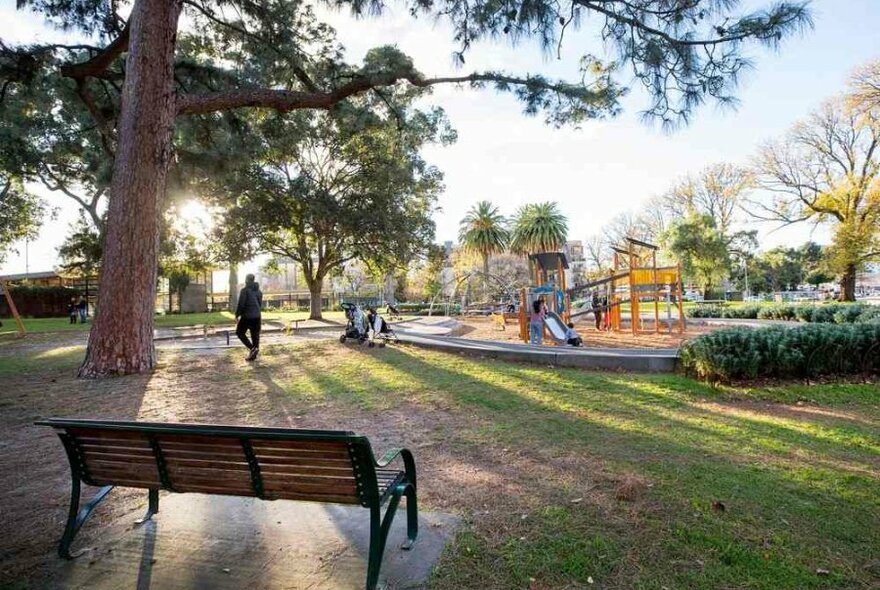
[339,334,346,344]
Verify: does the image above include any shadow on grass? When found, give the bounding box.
[319,345,879,590]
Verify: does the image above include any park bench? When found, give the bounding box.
[36,418,418,590]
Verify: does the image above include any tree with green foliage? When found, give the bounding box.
[2,0,812,375]
[751,78,879,301]
[510,202,568,255]
[233,104,444,319]
[0,177,47,264]
[659,163,752,237]
[458,200,509,290]
[661,213,730,294]
[57,214,103,299]
[411,244,448,301]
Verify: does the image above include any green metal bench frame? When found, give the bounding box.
[36,418,418,590]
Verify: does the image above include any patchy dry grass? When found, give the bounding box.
[0,338,877,589]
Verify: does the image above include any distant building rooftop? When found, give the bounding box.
[0,271,60,282]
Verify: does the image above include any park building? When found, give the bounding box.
[563,240,587,288]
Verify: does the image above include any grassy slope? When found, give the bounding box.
[0,342,876,589]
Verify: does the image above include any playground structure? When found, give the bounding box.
[517,252,573,344]
[428,270,520,317]
[568,237,685,335]
[1,280,26,338]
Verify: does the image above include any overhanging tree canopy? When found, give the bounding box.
[2,0,813,376]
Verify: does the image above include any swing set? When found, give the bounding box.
[1,279,26,338]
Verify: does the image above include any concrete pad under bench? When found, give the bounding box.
[49,493,457,590]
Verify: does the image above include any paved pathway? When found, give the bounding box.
[49,494,456,590]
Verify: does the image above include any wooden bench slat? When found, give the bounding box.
[81,449,157,463]
[173,483,257,495]
[78,440,153,452]
[266,490,361,504]
[167,472,253,489]
[258,464,355,477]
[161,448,248,461]
[86,458,159,472]
[253,448,351,460]
[260,479,358,495]
[156,439,243,451]
[255,454,352,465]
[88,476,161,488]
[69,428,150,441]
[249,439,352,452]
[163,458,251,471]
[166,466,253,483]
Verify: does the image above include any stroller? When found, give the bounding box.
[367,307,399,347]
[339,302,370,345]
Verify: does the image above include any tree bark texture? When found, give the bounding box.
[228,264,239,313]
[839,264,856,302]
[78,0,182,377]
[308,280,323,320]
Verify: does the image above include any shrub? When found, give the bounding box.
[679,323,880,382]
[686,301,880,324]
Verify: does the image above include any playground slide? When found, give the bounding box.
[543,311,569,343]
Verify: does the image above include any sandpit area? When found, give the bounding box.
[453,315,717,349]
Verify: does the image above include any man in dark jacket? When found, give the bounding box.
[235,274,263,361]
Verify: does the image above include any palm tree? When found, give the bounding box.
[510,202,568,255]
[458,200,510,281]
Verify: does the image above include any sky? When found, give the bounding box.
[2,0,879,275]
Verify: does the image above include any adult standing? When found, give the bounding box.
[591,290,602,330]
[77,296,88,323]
[235,274,263,361]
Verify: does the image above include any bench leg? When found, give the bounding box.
[401,484,418,550]
[59,480,114,559]
[366,488,408,590]
[135,489,159,524]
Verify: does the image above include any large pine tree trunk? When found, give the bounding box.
[839,264,856,302]
[307,280,323,320]
[78,0,182,377]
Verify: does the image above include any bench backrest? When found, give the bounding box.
[37,419,382,507]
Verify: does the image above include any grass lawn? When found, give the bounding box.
[0,340,877,589]
[0,310,350,336]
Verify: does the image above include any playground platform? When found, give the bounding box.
[394,323,679,373]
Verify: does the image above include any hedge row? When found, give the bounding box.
[679,323,880,381]
[685,302,880,324]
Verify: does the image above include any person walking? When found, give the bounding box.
[235,274,263,361]
[591,289,602,331]
[529,297,546,345]
[77,296,88,323]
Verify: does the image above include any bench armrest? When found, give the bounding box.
[375,448,417,490]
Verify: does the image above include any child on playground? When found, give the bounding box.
[565,322,583,347]
[529,298,546,345]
